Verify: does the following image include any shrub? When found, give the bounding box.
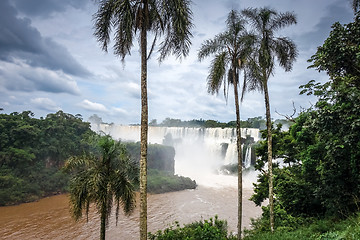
[148,215,236,240]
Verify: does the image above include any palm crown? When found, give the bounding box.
[198,10,254,97]
[242,7,298,90]
[94,0,193,61]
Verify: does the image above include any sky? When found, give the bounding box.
[0,0,355,124]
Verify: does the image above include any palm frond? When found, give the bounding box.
[120,179,136,215]
[63,154,96,172]
[93,0,116,52]
[241,8,263,33]
[241,70,248,102]
[273,37,298,71]
[113,0,136,61]
[270,11,297,32]
[353,0,360,13]
[244,56,264,93]
[147,33,158,60]
[69,171,93,221]
[207,52,228,95]
[226,9,246,36]
[112,170,136,224]
[236,32,256,64]
[158,0,194,62]
[197,35,227,61]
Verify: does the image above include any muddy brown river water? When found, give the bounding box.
[0,175,261,240]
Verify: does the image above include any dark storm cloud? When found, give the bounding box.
[297,0,353,50]
[11,0,89,18]
[0,60,80,95]
[0,0,91,77]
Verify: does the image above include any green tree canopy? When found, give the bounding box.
[0,110,92,206]
[251,13,360,225]
[307,14,360,89]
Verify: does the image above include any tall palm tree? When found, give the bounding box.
[198,10,254,239]
[93,1,193,239]
[64,135,137,240]
[241,7,297,232]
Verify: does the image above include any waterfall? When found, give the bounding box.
[91,124,260,178]
[244,146,252,169]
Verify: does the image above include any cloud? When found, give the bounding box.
[0,0,91,77]
[12,0,89,18]
[0,60,81,95]
[30,97,61,111]
[77,100,136,124]
[296,0,353,50]
[112,107,128,115]
[78,99,108,112]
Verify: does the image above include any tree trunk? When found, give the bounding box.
[233,67,243,240]
[100,205,106,240]
[263,82,274,232]
[140,1,148,239]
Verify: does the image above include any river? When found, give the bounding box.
[0,173,261,240]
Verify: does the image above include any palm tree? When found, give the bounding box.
[93,1,193,239]
[64,135,137,240]
[353,0,360,13]
[241,7,297,232]
[198,10,254,239]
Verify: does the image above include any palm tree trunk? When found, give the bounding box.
[233,67,243,240]
[140,1,148,239]
[263,82,274,232]
[100,205,106,240]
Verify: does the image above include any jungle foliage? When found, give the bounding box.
[0,110,195,206]
[125,142,176,174]
[0,110,92,205]
[249,13,360,234]
[147,169,196,194]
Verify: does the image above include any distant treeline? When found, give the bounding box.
[148,117,291,129]
[0,110,195,206]
[89,114,292,129]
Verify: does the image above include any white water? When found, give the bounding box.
[91,124,260,187]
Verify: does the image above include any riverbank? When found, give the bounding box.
[0,183,261,240]
[1,169,197,207]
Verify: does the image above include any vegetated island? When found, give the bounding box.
[0,110,195,206]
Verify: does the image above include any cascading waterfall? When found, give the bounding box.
[244,146,252,169]
[91,124,260,184]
